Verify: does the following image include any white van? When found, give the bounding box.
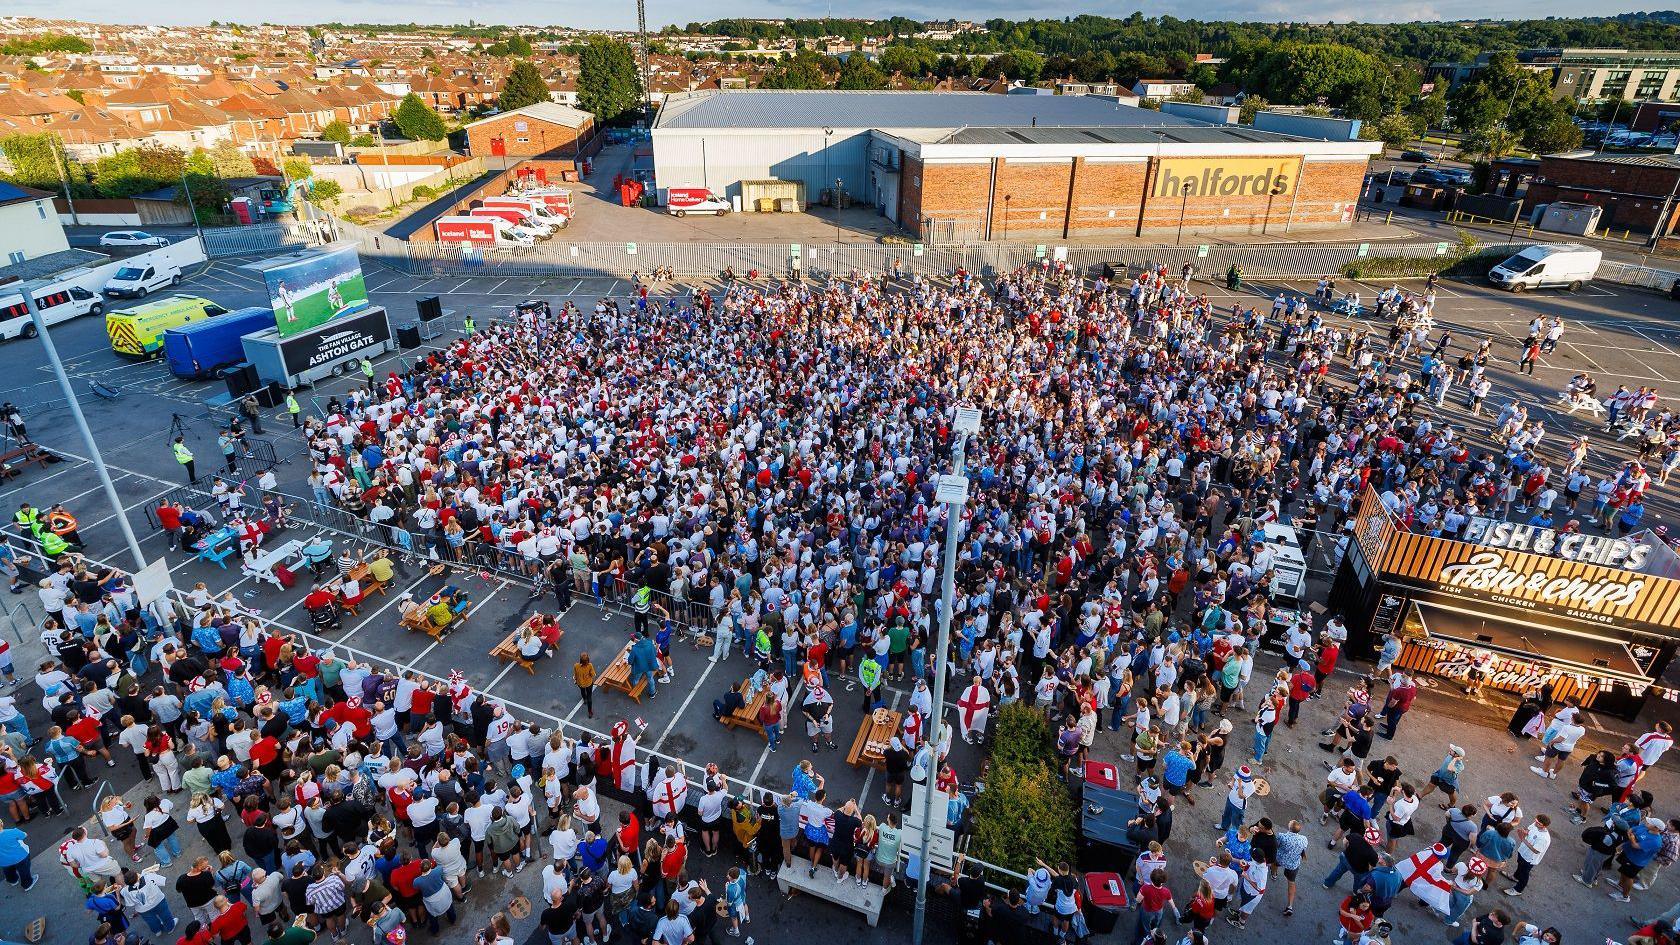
[0,284,105,341]
[1488,243,1602,292]
[103,260,183,299]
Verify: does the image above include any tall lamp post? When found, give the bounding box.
[911,405,982,945]
[822,126,834,242]
[1176,180,1192,246]
[17,286,148,573]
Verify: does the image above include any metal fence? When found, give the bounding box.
[1601,259,1680,293]
[337,231,1534,282]
[200,221,323,258]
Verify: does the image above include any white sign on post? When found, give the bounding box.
[133,558,174,607]
[954,405,982,436]
[936,474,971,506]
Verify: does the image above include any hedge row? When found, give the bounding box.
[968,702,1078,878]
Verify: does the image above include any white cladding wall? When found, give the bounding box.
[652,129,873,206]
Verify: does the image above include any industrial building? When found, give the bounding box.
[1430,48,1680,102]
[650,90,1381,240]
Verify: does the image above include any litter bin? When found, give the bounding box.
[397,322,422,350]
[1082,872,1127,935]
[1670,278,1680,301]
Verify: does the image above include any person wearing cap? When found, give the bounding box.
[1612,816,1667,903]
[1419,744,1467,810]
[1220,766,1257,833]
[1324,823,1383,892]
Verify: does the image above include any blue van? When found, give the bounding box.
[163,306,276,379]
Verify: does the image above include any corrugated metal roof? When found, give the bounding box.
[655,90,1205,132]
[937,125,1311,146]
[1568,152,1680,168]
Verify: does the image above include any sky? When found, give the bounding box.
[15,0,1669,31]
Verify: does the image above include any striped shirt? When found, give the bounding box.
[305,874,347,913]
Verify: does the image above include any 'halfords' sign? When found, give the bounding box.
[277,307,390,378]
[1153,157,1301,199]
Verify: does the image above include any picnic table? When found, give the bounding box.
[720,679,771,739]
[597,639,647,703]
[400,589,469,640]
[491,616,560,675]
[242,538,305,588]
[194,527,238,569]
[846,708,902,770]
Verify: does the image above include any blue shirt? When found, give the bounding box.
[1162,750,1195,787]
[0,827,27,867]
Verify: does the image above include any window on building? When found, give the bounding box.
[37,203,46,219]
[7,252,23,265]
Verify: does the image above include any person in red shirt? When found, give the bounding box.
[1336,894,1374,944]
[208,894,251,945]
[174,919,216,945]
[1186,880,1218,933]
[1135,868,1180,942]
[66,710,114,766]
[1287,663,1316,727]
[1315,637,1341,694]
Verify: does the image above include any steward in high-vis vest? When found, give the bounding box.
[285,392,302,428]
[173,437,196,483]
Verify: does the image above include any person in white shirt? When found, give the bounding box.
[463,799,494,877]
[1202,852,1240,911]
[1506,814,1551,896]
[1531,718,1586,779]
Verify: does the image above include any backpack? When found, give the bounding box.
[274,563,297,589]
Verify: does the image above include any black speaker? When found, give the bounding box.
[417,296,443,322]
[222,362,259,399]
[251,381,284,409]
[1670,279,1680,301]
[397,323,422,350]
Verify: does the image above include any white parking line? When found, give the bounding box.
[652,651,721,751]
[335,571,435,649]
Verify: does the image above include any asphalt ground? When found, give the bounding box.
[2,264,1680,945]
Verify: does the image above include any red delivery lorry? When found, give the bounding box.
[665,188,731,216]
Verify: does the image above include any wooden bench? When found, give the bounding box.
[490,616,561,675]
[597,639,648,703]
[846,708,901,770]
[348,561,390,598]
[720,680,770,739]
[0,443,53,477]
[776,856,886,926]
[400,594,468,640]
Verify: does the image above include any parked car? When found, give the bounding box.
[98,230,169,248]
[1398,149,1436,163]
[1436,168,1473,186]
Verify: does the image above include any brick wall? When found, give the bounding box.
[905,152,1367,240]
[918,161,992,239]
[1523,156,1680,234]
[1070,159,1148,235]
[465,114,594,159]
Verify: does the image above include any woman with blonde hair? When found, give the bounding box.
[99,794,142,861]
[607,854,639,918]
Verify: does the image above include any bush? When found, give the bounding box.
[1341,231,1502,280]
[410,185,437,200]
[968,757,1078,877]
[967,702,1077,879]
[989,702,1053,771]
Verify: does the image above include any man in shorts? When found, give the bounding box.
[1530,714,1585,780]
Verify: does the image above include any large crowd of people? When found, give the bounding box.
[2,260,1678,945]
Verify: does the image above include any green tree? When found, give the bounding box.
[1408,85,1448,132]
[1523,113,1583,154]
[578,39,642,122]
[1238,95,1270,125]
[1364,113,1423,151]
[321,120,352,145]
[967,704,1077,875]
[835,55,887,90]
[877,44,935,78]
[0,132,82,192]
[281,158,313,182]
[499,61,553,111]
[207,140,256,178]
[92,144,187,198]
[1,34,92,55]
[350,133,377,147]
[179,171,230,222]
[761,55,830,90]
[306,178,344,206]
[393,93,447,141]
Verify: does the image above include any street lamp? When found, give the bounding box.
[16,285,148,572]
[911,405,981,945]
[179,170,205,244]
[1003,194,1011,240]
[822,126,834,244]
[1176,180,1192,246]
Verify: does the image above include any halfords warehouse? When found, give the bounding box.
[651,90,1381,240]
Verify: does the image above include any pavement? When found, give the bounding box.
[1,264,1679,945]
